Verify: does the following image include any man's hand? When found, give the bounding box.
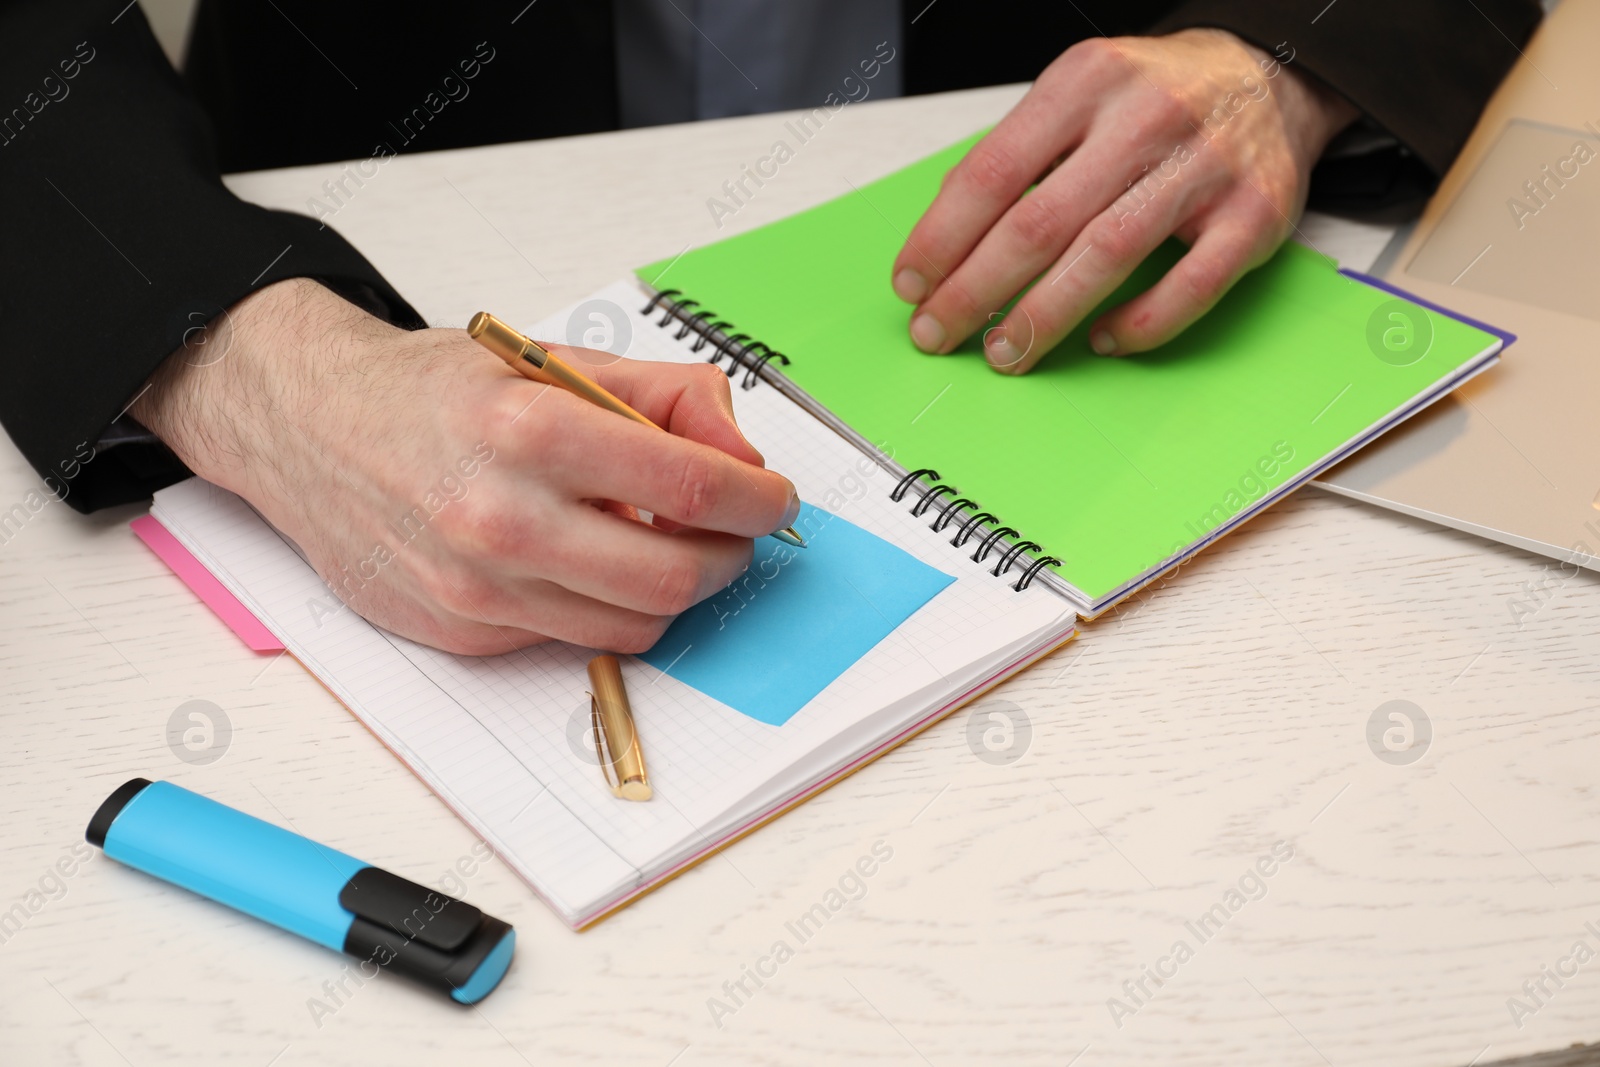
[891,29,1358,373]
[133,278,799,655]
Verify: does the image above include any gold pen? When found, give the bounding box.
[468,311,806,549]
[586,655,652,802]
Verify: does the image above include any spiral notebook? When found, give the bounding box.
[147,278,1079,928]
[640,132,1509,614]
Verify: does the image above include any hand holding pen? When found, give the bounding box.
[133,279,801,656]
[469,312,805,548]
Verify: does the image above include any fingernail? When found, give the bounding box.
[781,488,801,528]
[984,327,1018,373]
[910,313,945,353]
[1090,329,1118,356]
[893,268,928,304]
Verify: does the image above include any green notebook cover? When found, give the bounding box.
[637,134,1500,607]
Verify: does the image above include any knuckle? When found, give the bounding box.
[487,380,532,428]
[434,496,524,560]
[1128,90,1189,144]
[688,360,735,406]
[642,553,705,617]
[960,142,1025,198]
[1177,255,1231,307]
[688,360,728,389]
[1086,218,1139,265]
[1007,193,1071,254]
[1009,299,1065,351]
[416,565,498,622]
[670,451,720,525]
[1064,36,1120,76]
[930,278,982,326]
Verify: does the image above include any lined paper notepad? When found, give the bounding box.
[150,280,1078,927]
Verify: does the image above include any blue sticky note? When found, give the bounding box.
[638,504,956,725]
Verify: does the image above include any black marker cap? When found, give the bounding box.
[339,866,514,1001]
[86,778,153,848]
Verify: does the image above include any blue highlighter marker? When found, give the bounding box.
[87,779,515,1004]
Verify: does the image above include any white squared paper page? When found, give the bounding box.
[150,279,1073,924]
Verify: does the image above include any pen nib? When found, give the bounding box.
[773,526,807,548]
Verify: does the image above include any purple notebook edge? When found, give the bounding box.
[1338,268,1518,348]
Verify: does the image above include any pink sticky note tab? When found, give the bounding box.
[132,514,285,652]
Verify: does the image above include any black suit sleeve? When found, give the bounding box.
[0,1,423,513]
[1155,0,1542,186]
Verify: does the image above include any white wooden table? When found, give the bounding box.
[4,85,1597,1067]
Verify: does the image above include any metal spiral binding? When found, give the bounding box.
[931,497,978,532]
[641,290,791,390]
[911,484,956,517]
[888,470,1061,591]
[971,525,1019,564]
[952,510,998,547]
[641,294,1064,593]
[710,333,751,375]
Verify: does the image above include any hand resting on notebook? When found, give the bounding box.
[131,278,800,655]
[891,29,1358,372]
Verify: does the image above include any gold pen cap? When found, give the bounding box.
[586,655,652,802]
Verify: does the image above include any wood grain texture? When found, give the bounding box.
[3,84,1598,1067]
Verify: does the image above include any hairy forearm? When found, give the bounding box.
[133,279,392,507]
